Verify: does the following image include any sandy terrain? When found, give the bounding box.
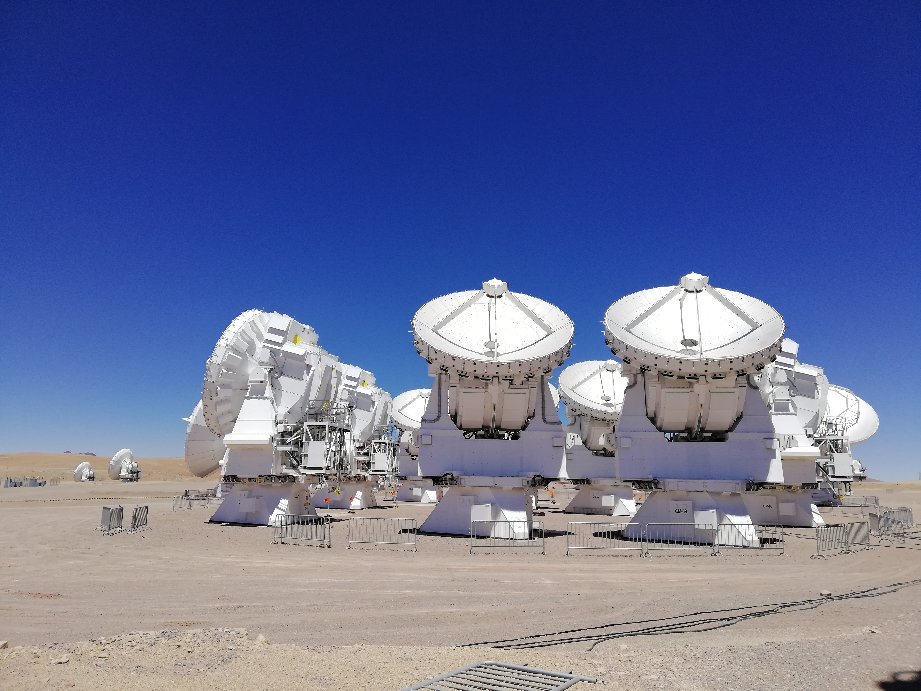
[0,473,919,690]
[1,453,215,482]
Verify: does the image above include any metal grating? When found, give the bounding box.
[402,661,596,690]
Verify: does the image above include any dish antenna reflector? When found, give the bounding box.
[558,360,628,423]
[557,359,629,454]
[201,309,320,436]
[412,278,574,382]
[391,388,431,432]
[73,461,94,482]
[822,385,879,444]
[604,272,785,376]
[184,401,225,478]
[109,449,140,482]
[392,388,432,461]
[412,278,573,434]
[605,273,785,435]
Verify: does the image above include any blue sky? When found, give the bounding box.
[1,2,919,479]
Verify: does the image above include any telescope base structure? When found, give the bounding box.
[563,480,637,517]
[625,485,823,545]
[396,478,442,503]
[419,478,534,539]
[311,481,378,510]
[209,480,313,525]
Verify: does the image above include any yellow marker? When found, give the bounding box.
[293,334,302,344]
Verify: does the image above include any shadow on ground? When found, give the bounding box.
[878,670,921,690]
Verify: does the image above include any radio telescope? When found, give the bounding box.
[309,363,393,510]
[814,384,878,491]
[391,388,441,503]
[604,272,827,543]
[556,359,635,515]
[109,449,140,482]
[756,339,878,500]
[821,385,879,445]
[73,461,95,482]
[410,278,574,537]
[185,309,392,523]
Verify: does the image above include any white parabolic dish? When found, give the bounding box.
[604,272,785,374]
[391,388,431,432]
[201,309,318,436]
[73,461,92,482]
[184,401,225,477]
[558,360,629,422]
[109,448,133,480]
[824,384,879,445]
[412,278,574,378]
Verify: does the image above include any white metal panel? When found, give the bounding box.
[498,389,530,430]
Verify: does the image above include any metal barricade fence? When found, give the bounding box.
[839,495,879,509]
[846,521,871,550]
[812,521,872,559]
[273,514,332,547]
[129,505,149,532]
[98,505,123,534]
[889,507,914,528]
[565,522,641,556]
[173,489,218,511]
[347,517,417,551]
[714,525,785,554]
[873,507,915,538]
[642,523,718,556]
[469,520,545,555]
[815,524,847,556]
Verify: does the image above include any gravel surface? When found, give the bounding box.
[1,478,919,689]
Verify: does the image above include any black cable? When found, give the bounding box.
[459,579,921,651]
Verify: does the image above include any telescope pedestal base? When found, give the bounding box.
[625,488,823,545]
[311,481,378,510]
[210,482,312,526]
[420,484,534,538]
[396,478,442,503]
[563,481,637,516]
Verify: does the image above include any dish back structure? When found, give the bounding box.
[185,309,392,523]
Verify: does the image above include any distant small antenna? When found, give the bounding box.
[73,461,95,482]
[109,449,140,482]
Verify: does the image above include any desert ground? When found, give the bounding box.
[1,453,919,690]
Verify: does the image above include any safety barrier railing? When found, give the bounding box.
[642,523,718,556]
[814,524,849,557]
[347,517,417,551]
[563,522,787,557]
[813,521,872,557]
[128,505,149,532]
[273,514,332,548]
[565,522,641,556]
[713,524,785,554]
[839,495,879,509]
[469,520,545,555]
[2,477,48,488]
[173,489,218,511]
[845,521,871,550]
[98,505,123,534]
[872,507,915,539]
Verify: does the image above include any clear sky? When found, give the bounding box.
[1,2,919,479]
